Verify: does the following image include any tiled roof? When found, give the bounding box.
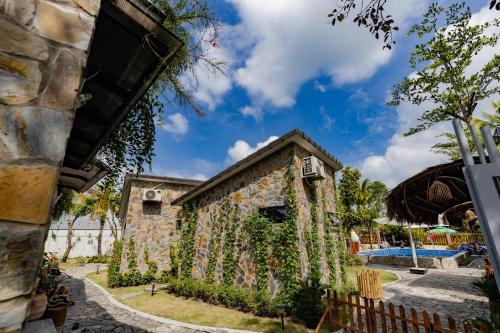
[50,214,114,230]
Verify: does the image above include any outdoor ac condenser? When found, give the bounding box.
[142,189,162,202]
[302,156,325,180]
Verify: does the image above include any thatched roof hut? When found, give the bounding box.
[386,159,475,227]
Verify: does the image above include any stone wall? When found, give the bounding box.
[0,1,100,331]
[181,143,340,293]
[120,179,197,274]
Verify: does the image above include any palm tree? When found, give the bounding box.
[87,182,120,256]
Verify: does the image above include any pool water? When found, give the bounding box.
[358,249,460,258]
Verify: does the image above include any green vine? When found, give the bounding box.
[180,202,198,278]
[107,240,123,287]
[273,153,300,308]
[206,210,223,284]
[222,200,240,286]
[169,242,180,278]
[337,225,348,283]
[246,211,272,311]
[305,183,320,277]
[122,238,142,286]
[321,186,338,288]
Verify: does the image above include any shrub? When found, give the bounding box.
[346,253,363,266]
[107,241,123,287]
[86,255,109,264]
[292,273,325,328]
[161,276,268,315]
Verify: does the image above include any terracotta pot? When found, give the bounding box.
[27,293,48,321]
[489,299,500,315]
[44,305,68,327]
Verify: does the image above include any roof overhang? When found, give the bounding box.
[58,161,110,193]
[171,129,343,206]
[118,173,203,220]
[62,0,183,170]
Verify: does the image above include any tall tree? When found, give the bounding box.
[388,2,500,136]
[338,167,388,249]
[62,195,93,262]
[431,101,500,160]
[328,1,500,49]
[88,183,118,256]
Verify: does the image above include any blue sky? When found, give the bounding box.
[150,0,496,187]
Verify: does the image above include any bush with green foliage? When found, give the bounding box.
[292,273,325,329]
[86,255,110,264]
[142,247,158,284]
[345,253,363,266]
[107,241,123,287]
[159,275,276,315]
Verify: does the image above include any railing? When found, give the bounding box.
[360,232,484,246]
[316,290,488,333]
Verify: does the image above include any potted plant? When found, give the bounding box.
[44,296,70,327]
[473,277,500,315]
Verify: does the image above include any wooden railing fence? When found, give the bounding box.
[360,232,484,246]
[316,290,488,333]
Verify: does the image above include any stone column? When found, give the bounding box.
[0,1,100,331]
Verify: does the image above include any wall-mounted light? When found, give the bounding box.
[493,127,500,145]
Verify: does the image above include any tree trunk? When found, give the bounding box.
[62,217,77,263]
[97,218,105,256]
[109,217,117,241]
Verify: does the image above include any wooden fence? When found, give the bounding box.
[360,232,484,246]
[357,270,383,300]
[316,291,488,333]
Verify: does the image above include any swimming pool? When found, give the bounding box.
[358,249,460,258]
[357,248,465,269]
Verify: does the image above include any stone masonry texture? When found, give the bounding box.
[121,143,341,296]
[0,0,100,331]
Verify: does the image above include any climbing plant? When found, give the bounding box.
[321,185,338,288]
[169,242,180,278]
[305,183,320,277]
[180,202,198,278]
[107,240,123,287]
[222,200,240,286]
[273,153,300,308]
[337,225,348,283]
[205,210,223,284]
[122,239,142,286]
[142,246,158,283]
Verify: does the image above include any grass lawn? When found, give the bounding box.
[86,267,397,333]
[87,271,316,333]
[346,266,399,285]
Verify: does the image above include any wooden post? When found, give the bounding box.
[388,303,397,333]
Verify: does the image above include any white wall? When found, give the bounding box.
[44,229,121,258]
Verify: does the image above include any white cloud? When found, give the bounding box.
[227,136,279,163]
[359,4,499,188]
[239,105,262,121]
[150,167,208,181]
[228,0,425,108]
[161,113,188,135]
[182,28,234,111]
[314,81,328,93]
[319,106,334,131]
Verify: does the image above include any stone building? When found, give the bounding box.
[119,129,344,293]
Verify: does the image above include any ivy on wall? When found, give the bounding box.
[205,210,223,284]
[169,242,180,278]
[337,225,348,283]
[321,185,338,288]
[273,153,300,308]
[305,182,320,277]
[222,200,240,286]
[180,202,198,278]
[107,240,123,287]
[246,211,272,311]
[122,238,142,286]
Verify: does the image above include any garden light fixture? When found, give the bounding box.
[276,304,286,330]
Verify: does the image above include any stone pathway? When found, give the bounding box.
[59,265,199,333]
[374,263,489,321]
[58,264,489,332]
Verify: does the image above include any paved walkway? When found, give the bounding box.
[59,264,489,332]
[60,265,198,333]
[374,263,489,321]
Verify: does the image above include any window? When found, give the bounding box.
[259,206,288,224]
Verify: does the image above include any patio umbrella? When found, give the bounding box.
[428,226,458,234]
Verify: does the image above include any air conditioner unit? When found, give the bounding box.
[302,156,325,180]
[143,189,162,202]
